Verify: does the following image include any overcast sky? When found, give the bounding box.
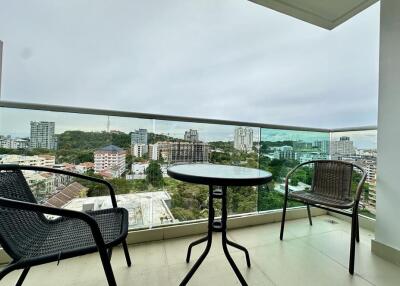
[0,0,380,134]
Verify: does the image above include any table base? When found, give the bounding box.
[179,185,251,286]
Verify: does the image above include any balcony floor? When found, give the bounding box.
[1,215,399,286]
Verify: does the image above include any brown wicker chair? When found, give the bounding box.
[279,160,367,275]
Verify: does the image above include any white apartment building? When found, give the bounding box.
[132,144,148,157]
[0,154,56,167]
[132,162,149,175]
[148,144,159,161]
[296,152,330,164]
[30,121,57,150]
[234,127,254,152]
[0,136,29,149]
[272,146,295,160]
[330,136,356,157]
[94,145,126,178]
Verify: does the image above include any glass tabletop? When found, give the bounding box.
[167,163,272,186]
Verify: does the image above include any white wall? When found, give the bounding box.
[375,0,400,251]
[0,40,3,98]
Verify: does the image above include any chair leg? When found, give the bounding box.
[306,204,313,226]
[280,194,288,240]
[122,240,132,267]
[98,246,117,286]
[108,248,113,261]
[0,265,20,286]
[16,267,30,286]
[349,209,358,275]
[355,215,360,243]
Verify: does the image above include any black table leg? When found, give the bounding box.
[180,186,214,286]
[180,185,250,286]
[226,239,251,267]
[186,236,208,263]
[221,186,249,286]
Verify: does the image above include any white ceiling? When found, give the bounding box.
[249,0,379,29]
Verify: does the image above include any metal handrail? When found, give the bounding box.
[0,100,377,132]
[0,100,335,132]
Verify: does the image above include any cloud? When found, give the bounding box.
[0,0,380,131]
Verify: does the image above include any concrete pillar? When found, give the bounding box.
[372,0,400,265]
[0,40,3,98]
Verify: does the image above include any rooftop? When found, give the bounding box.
[96,145,125,153]
[62,192,174,229]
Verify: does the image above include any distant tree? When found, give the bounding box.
[145,161,164,187]
[290,177,299,186]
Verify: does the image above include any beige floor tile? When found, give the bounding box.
[164,233,238,266]
[303,230,400,286]
[168,251,274,286]
[228,221,296,248]
[1,215,399,286]
[250,239,373,286]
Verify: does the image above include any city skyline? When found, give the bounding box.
[0,117,377,150]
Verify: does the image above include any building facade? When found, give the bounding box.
[330,136,356,158]
[132,144,148,157]
[273,146,295,160]
[313,140,330,154]
[0,136,30,149]
[94,145,126,178]
[131,129,148,157]
[234,127,254,152]
[30,121,57,150]
[148,141,209,164]
[184,129,199,142]
[0,154,56,167]
[131,129,148,145]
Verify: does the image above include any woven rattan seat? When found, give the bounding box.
[12,208,127,261]
[280,160,366,275]
[289,191,354,209]
[0,165,132,286]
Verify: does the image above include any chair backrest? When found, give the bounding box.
[0,169,37,203]
[311,161,353,201]
[0,168,46,259]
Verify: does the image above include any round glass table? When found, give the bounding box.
[167,163,272,286]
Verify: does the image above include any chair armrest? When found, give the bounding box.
[353,164,368,202]
[0,164,118,208]
[0,197,109,250]
[284,161,315,194]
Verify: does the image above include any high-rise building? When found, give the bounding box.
[234,127,253,152]
[313,140,330,154]
[131,129,148,157]
[184,129,199,142]
[148,144,159,161]
[293,141,313,151]
[30,121,57,150]
[149,142,209,163]
[330,136,355,157]
[273,146,295,160]
[131,129,148,145]
[94,145,126,178]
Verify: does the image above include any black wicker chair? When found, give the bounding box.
[279,160,366,275]
[0,164,132,286]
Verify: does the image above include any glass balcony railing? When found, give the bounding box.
[0,102,377,232]
[330,129,378,219]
